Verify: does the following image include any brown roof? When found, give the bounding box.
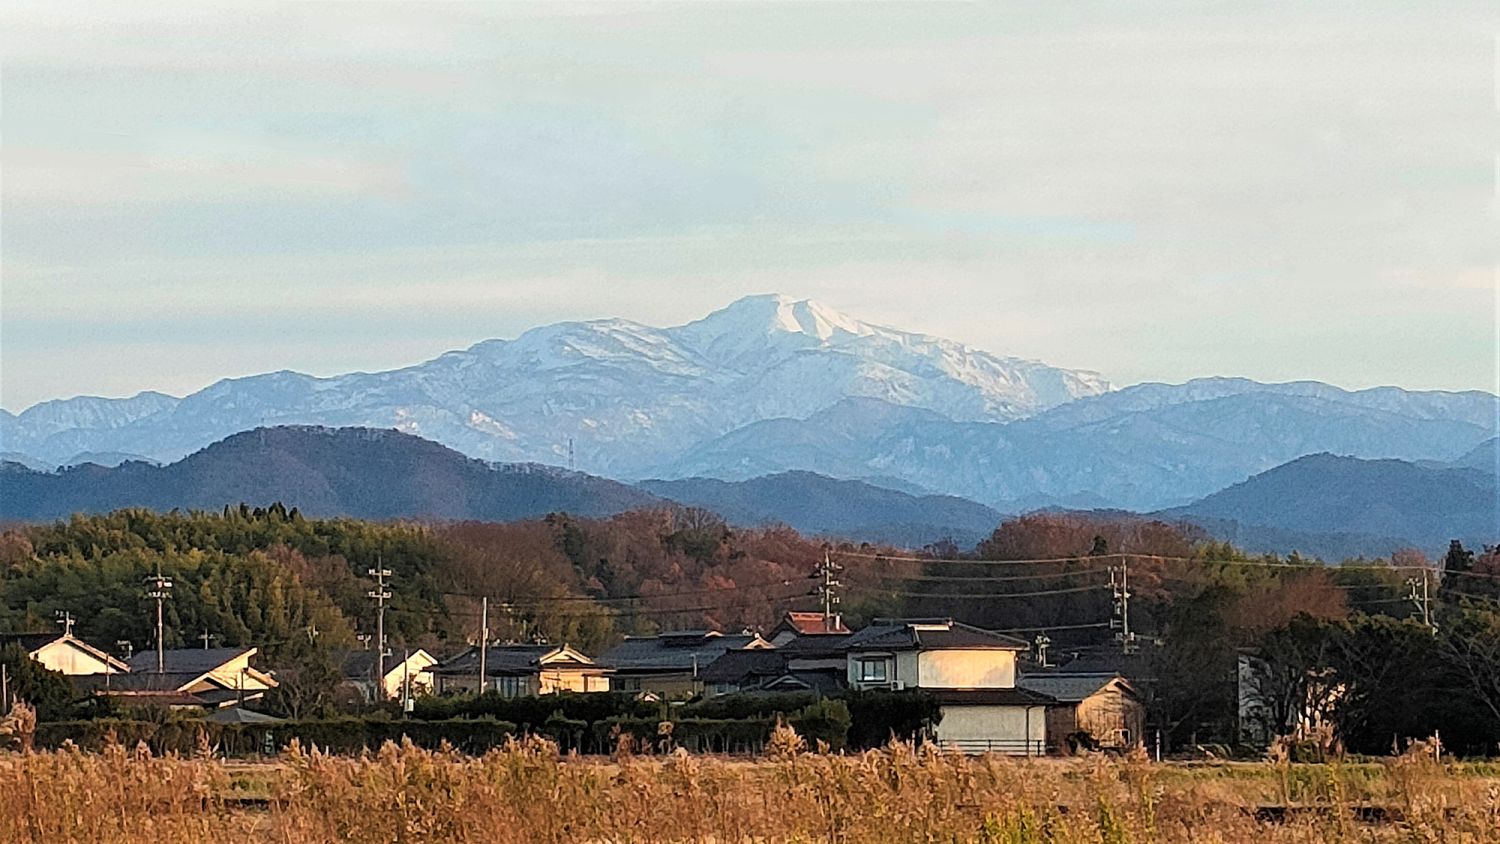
[775,612,850,636]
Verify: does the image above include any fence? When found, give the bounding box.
[935,738,1047,756]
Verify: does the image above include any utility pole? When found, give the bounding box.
[477,597,489,695]
[1110,561,1137,654]
[1034,632,1051,668]
[55,610,75,638]
[402,646,412,718]
[1407,570,1436,633]
[367,562,392,689]
[145,565,173,673]
[817,550,843,632]
[199,629,215,650]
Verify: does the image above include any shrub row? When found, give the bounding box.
[34,717,518,756]
[406,688,938,751]
[603,699,852,753]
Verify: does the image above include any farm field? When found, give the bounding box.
[2,734,1498,843]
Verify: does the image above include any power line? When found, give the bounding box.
[850,568,1113,584]
[834,548,1128,566]
[836,548,1500,580]
[844,582,1110,599]
[440,575,818,607]
[440,589,814,621]
[990,621,1113,634]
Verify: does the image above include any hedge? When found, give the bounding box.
[412,691,663,726]
[597,699,851,754]
[34,718,518,756]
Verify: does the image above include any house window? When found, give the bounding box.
[494,675,529,698]
[857,657,889,683]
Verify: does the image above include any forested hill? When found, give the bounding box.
[0,426,663,522]
[1165,452,1498,555]
[0,425,1014,547]
[638,472,1003,547]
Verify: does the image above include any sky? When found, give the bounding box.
[1,1,1496,412]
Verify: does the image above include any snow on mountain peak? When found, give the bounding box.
[2,294,1112,473]
[679,293,872,342]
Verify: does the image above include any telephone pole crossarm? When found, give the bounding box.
[367,565,393,691]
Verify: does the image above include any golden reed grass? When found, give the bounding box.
[1,729,1497,843]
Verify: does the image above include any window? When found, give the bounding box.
[494,675,529,698]
[857,657,888,683]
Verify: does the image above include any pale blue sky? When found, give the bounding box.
[1,1,1496,411]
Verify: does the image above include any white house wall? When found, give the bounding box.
[917,650,1016,689]
[31,641,115,676]
[935,704,1046,754]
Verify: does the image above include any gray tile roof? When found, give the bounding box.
[776,632,852,657]
[203,707,283,724]
[844,619,1027,652]
[126,647,252,675]
[429,644,596,677]
[1018,673,1128,703]
[600,632,761,673]
[926,688,1056,707]
[699,648,788,684]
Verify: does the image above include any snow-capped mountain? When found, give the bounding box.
[0,294,1109,474]
[657,381,1500,511]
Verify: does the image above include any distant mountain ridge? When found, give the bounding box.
[1164,452,1498,557]
[638,471,1003,547]
[4,426,1494,559]
[661,381,1498,511]
[0,294,1106,476]
[3,295,1495,512]
[0,426,1007,546]
[0,426,663,523]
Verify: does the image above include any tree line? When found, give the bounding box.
[1,505,1497,754]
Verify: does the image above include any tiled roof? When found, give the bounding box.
[1018,673,1130,703]
[926,688,1056,707]
[600,632,761,672]
[429,644,597,676]
[844,619,1027,652]
[203,707,283,724]
[126,647,252,675]
[774,612,850,635]
[776,632,852,657]
[699,649,787,684]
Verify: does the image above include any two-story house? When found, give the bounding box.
[844,618,1053,755]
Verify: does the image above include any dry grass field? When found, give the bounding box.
[2,728,1498,843]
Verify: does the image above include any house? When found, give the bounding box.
[336,648,438,702]
[426,644,609,697]
[78,647,279,709]
[701,623,852,696]
[844,618,1051,755]
[767,611,849,645]
[0,632,131,676]
[600,630,769,698]
[1018,672,1145,752]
